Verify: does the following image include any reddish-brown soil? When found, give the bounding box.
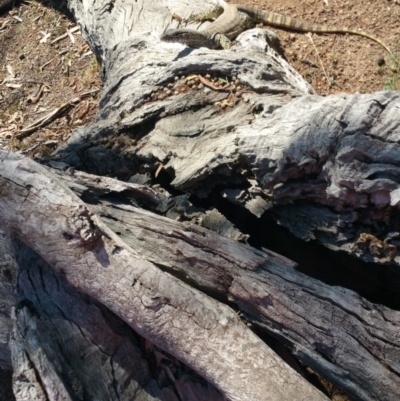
[234,0,400,95]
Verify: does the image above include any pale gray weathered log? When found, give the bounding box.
[10,239,223,401]
[2,0,400,399]
[56,0,400,266]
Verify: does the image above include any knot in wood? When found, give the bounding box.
[65,206,102,248]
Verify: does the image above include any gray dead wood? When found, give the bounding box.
[56,0,400,267]
[0,229,16,369]
[2,158,399,401]
[53,167,400,401]
[0,150,328,401]
[9,238,224,401]
[1,0,400,400]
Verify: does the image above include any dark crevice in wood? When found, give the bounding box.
[0,366,14,401]
[189,190,400,310]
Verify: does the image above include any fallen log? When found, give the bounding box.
[0,150,329,400]
[57,166,400,401]
[1,0,400,399]
[2,154,400,400]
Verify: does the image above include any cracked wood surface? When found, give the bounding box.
[10,240,223,401]
[0,150,328,401]
[66,168,400,401]
[1,0,400,400]
[2,160,400,401]
[56,0,400,266]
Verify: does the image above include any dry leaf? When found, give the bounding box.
[40,31,51,43]
[6,65,15,77]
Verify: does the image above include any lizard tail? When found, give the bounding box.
[237,6,392,55]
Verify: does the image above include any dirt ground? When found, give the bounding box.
[0,1,399,400]
[0,0,101,156]
[234,0,400,94]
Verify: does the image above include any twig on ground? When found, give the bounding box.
[16,89,99,139]
[51,26,80,44]
[307,32,331,89]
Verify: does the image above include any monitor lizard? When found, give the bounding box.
[161,3,392,55]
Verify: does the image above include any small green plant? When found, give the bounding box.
[15,22,28,35]
[42,10,54,23]
[385,74,399,91]
[384,40,400,91]
[52,26,65,39]
[7,104,19,115]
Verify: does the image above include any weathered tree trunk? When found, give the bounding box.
[1,151,330,401]
[0,230,16,370]
[1,0,400,400]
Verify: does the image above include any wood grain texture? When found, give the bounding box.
[10,239,223,401]
[55,0,400,266]
[1,0,399,400]
[0,150,328,401]
[63,168,400,401]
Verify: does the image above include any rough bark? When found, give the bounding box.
[10,238,224,401]
[2,152,400,400]
[52,166,400,401]
[1,0,400,400]
[0,151,328,401]
[0,230,16,369]
[53,0,400,267]
[62,167,400,401]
